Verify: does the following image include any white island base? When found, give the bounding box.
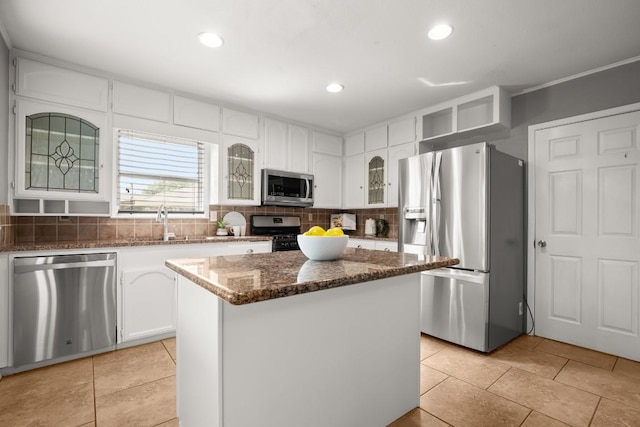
[176,273,421,427]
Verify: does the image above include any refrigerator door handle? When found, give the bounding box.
[432,152,442,255]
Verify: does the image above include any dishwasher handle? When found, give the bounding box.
[14,259,116,274]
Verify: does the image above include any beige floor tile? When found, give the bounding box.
[613,357,640,380]
[420,364,448,395]
[488,367,599,427]
[591,398,640,427]
[162,337,177,361]
[420,334,450,360]
[423,346,510,389]
[79,422,96,427]
[503,334,545,350]
[420,377,530,427]
[96,375,176,427]
[521,411,571,427]
[489,342,568,379]
[534,339,617,370]
[156,418,180,427]
[0,358,95,426]
[555,360,640,411]
[93,341,176,397]
[388,407,449,427]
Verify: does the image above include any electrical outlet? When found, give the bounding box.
[518,302,523,316]
[379,214,385,220]
[308,213,313,221]
[209,211,217,222]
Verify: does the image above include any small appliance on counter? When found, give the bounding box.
[375,219,389,237]
[364,218,376,236]
[330,213,356,231]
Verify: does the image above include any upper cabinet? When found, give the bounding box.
[173,95,220,132]
[112,81,171,122]
[421,86,510,142]
[388,117,416,146]
[220,134,260,205]
[311,131,342,156]
[222,107,259,139]
[263,118,310,173]
[365,125,388,151]
[15,57,109,112]
[12,99,110,215]
[344,132,365,156]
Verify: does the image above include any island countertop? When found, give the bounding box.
[165,248,459,305]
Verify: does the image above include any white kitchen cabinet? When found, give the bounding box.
[173,95,220,132]
[0,253,8,369]
[11,99,111,215]
[386,142,416,207]
[312,153,342,208]
[220,134,261,205]
[348,238,397,252]
[112,81,171,122]
[365,125,388,152]
[365,149,387,207]
[388,117,416,146]
[222,107,259,139]
[263,119,310,173]
[344,132,365,156]
[343,154,365,208]
[421,86,510,141]
[311,131,342,156]
[15,57,109,112]
[119,241,270,344]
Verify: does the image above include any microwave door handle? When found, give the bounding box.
[305,178,310,199]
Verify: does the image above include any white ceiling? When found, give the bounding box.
[1,0,639,134]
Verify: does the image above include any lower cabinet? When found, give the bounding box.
[347,238,398,252]
[118,241,271,344]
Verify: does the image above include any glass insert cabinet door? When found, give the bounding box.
[227,143,255,200]
[368,155,385,204]
[25,112,100,193]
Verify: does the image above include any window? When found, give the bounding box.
[116,129,205,214]
[25,112,100,193]
[227,143,255,200]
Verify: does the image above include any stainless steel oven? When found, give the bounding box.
[251,215,302,251]
[261,169,314,207]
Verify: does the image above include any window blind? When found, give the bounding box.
[117,129,205,214]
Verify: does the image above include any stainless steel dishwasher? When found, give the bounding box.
[12,252,117,368]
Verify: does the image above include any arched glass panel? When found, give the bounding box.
[25,112,99,193]
[227,143,254,200]
[368,155,385,204]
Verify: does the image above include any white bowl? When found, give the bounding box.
[297,234,348,261]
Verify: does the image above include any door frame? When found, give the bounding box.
[526,101,640,334]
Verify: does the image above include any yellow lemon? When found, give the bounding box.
[324,227,345,236]
[304,226,326,236]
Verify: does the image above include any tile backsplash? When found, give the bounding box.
[6,205,398,245]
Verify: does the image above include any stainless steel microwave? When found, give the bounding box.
[261,169,314,207]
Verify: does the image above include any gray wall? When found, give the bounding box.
[423,60,640,161]
[0,38,8,205]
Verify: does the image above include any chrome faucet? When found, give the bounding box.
[156,204,173,241]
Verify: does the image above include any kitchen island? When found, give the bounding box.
[166,248,458,427]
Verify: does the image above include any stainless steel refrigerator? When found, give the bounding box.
[398,142,525,352]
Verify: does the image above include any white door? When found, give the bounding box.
[534,109,640,361]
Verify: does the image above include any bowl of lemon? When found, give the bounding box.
[297,226,349,261]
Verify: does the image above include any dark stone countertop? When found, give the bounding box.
[166,249,459,305]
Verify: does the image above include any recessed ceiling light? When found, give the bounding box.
[198,32,224,48]
[326,83,344,93]
[427,24,453,41]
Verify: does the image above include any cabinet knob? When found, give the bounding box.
[356,244,363,248]
[359,186,363,189]
[388,182,391,186]
[246,248,254,253]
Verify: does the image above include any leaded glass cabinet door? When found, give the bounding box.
[14,100,108,204]
[222,135,260,205]
[366,150,387,206]
[25,113,99,193]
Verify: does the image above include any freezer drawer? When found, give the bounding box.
[12,253,117,368]
[421,268,489,352]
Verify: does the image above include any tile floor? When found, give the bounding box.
[1,334,639,426]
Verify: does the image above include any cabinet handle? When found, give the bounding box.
[246,248,254,253]
[383,248,390,251]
